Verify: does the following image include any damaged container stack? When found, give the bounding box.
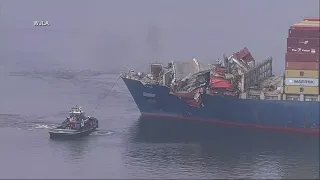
[285,17,320,98]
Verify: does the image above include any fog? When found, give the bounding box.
[0,0,319,74]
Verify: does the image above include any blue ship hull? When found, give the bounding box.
[122,77,320,135]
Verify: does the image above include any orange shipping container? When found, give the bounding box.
[285,70,319,78]
[285,86,319,95]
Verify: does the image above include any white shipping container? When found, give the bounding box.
[284,78,319,87]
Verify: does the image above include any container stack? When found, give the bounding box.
[285,17,320,97]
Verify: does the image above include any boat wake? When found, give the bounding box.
[91,130,114,136]
[0,113,60,130]
[27,123,57,131]
[0,113,114,136]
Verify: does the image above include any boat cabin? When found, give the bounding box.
[68,106,85,122]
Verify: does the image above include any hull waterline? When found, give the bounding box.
[122,77,320,135]
[49,127,97,139]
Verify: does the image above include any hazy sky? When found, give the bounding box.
[0,0,319,74]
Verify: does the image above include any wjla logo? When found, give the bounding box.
[33,21,50,26]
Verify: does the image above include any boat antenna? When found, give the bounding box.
[91,76,121,116]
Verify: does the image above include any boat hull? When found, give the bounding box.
[122,77,320,135]
[49,119,99,139]
[49,128,97,139]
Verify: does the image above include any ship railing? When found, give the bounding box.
[242,57,273,92]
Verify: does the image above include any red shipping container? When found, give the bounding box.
[237,47,250,59]
[287,46,320,54]
[289,28,320,38]
[285,61,319,70]
[286,53,319,62]
[233,47,255,62]
[287,37,320,48]
[304,17,320,21]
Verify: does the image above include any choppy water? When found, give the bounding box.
[0,59,319,179]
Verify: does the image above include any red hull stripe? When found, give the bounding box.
[141,113,320,135]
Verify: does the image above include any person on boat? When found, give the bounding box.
[80,119,85,129]
[59,117,70,129]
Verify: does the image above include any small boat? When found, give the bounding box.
[49,106,99,139]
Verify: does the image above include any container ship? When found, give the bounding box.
[121,17,320,135]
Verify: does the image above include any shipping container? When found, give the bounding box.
[284,86,319,95]
[304,17,320,21]
[292,22,320,27]
[299,20,320,25]
[304,95,319,101]
[285,61,319,70]
[286,53,320,62]
[285,70,319,78]
[294,22,320,26]
[288,28,320,38]
[303,20,320,23]
[290,22,319,30]
[284,78,319,87]
[300,22,320,26]
[290,26,320,31]
[287,37,320,48]
[287,46,319,54]
[286,53,319,62]
[233,47,254,62]
[284,94,300,101]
